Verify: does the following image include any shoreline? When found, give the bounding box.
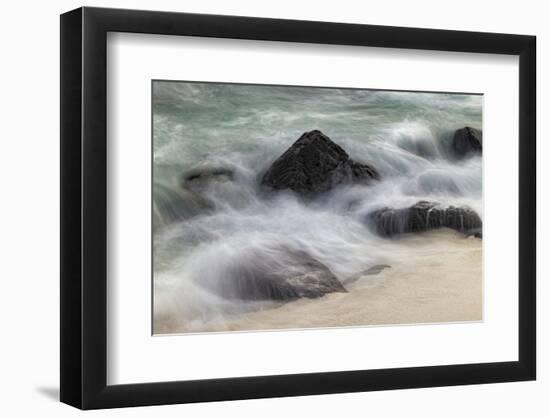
[156,229,482,334]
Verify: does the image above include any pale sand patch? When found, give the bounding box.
[217,229,482,332]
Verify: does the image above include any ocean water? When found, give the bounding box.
[152,81,483,334]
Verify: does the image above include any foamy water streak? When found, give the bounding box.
[152,82,482,333]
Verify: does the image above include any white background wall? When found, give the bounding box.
[0,0,545,415]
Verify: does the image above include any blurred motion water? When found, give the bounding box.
[152,81,482,334]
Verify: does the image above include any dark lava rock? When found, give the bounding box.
[368,201,482,237]
[261,130,379,195]
[451,127,482,158]
[197,247,347,302]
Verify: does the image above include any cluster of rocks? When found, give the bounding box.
[159,127,482,303]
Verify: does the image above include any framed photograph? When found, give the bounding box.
[60,6,536,409]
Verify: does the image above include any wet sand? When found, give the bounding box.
[157,229,482,334]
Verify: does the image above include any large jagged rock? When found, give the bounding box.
[197,247,347,302]
[261,130,379,195]
[368,201,482,237]
[451,127,482,158]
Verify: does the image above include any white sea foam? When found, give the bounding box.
[152,82,483,333]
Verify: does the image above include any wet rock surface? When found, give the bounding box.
[451,127,482,158]
[196,247,348,301]
[261,130,379,195]
[368,201,482,237]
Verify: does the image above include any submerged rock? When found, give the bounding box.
[197,247,347,302]
[153,183,211,231]
[396,136,440,159]
[180,166,235,193]
[368,201,482,237]
[261,130,379,195]
[406,170,462,196]
[451,127,482,158]
[180,165,261,210]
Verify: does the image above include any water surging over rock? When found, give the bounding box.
[261,130,379,195]
[193,246,347,301]
[451,127,482,158]
[368,201,482,237]
[153,183,212,231]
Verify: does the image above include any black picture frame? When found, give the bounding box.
[60,6,536,410]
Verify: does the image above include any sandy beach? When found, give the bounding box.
[156,229,482,334]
